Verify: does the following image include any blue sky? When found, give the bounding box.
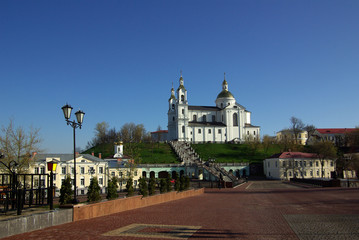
[1,0,358,153]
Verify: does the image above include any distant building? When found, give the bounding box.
[32,153,108,197]
[150,130,168,142]
[308,128,356,147]
[167,73,260,143]
[276,130,308,145]
[264,152,336,180]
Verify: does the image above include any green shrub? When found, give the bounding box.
[138,177,148,197]
[106,177,118,200]
[59,175,73,204]
[174,172,180,191]
[148,176,156,196]
[87,177,102,202]
[159,178,167,193]
[166,173,172,192]
[126,177,134,197]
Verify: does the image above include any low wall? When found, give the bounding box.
[73,188,204,221]
[0,208,72,238]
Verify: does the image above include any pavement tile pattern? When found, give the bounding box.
[2,181,359,240]
[284,214,359,240]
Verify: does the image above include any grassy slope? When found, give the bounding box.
[191,143,282,163]
[83,142,178,164]
[84,142,281,164]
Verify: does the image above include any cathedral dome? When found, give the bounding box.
[216,90,235,99]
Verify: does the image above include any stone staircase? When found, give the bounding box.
[169,141,238,185]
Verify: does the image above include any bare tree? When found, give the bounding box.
[262,135,273,153]
[0,119,42,174]
[290,116,305,144]
[304,124,316,145]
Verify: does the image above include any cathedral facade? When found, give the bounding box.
[167,74,260,143]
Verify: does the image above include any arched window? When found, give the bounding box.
[193,115,197,122]
[172,104,175,109]
[233,113,238,126]
[181,95,184,101]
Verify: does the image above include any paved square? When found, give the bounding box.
[284,214,359,240]
[102,223,201,239]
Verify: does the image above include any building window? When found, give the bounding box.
[99,167,103,174]
[182,109,184,114]
[254,131,256,135]
[71,167,74,174]
[182,126,185,133]
[134,171,138,176]
[173,117,175,121]
[181,95,184,101]
[316,170,319,176]
[310,170,313,176]
[316,161,319,167]
[310,161,313,167]
[99,178,103,185]
[221,103,223,108]
[282,161,286,167]
[40,167,45,174]
[275,161,277,167]
[198,129,201,134]
[62,167,66,174]
[203,115,206,122]
[218,129,222,134]
[330,161,334,167]
[208,129,211,134]
[111,172,115,177]
[35,167,39,174]
[193,115,197,122]
[233,113,238,126]
[80,167,85,174]
[81,178,85,186]
[247,131,249,135]
[212,115,215,122]
[172,104,175,109]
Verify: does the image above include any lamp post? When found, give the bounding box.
[61,104,85,204]
[47,160,58,210]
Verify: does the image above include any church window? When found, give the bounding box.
[233,113,238,126]
[221,103,223,108]
[198,129,201,134]
[182,126,185,133]
[208,129,211,134]
[203,115,206,122]
[218,129,222,134]
[173,117,175,121]
[193,115,197,122]
[247,131,249,135]
[212,115,215,122]
[254,131,256,135]
[182,109,184,114]
[172,104,175,109]
[181,95,184,101]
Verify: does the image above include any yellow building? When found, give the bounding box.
[276,130,308,145]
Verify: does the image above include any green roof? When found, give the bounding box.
[217,90,234,99]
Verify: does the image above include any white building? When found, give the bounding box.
[167,73,260,143]
[264,152,336,180]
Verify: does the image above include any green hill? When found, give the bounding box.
[84,142,281,164]
[191,143,281,163]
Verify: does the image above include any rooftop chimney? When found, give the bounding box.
[91,152,94,156]
[99,153,102,159]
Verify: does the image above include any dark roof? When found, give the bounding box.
[188,106,221,111]
[150,130,168,134]
[188,121,226,127]
[244,123,260,128]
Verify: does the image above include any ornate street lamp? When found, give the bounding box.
[47,159,58,210]
[61,104,85,204]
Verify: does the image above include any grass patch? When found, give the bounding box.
[191,143,282,163]
[84,142,282,164]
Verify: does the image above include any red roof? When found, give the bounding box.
[316,128,356,134]
[269,152,317,159]
[151,130,168,134]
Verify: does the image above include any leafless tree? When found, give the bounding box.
[0,119,42,174]
[290,116,305,144]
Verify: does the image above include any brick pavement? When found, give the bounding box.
[2,181,359,240]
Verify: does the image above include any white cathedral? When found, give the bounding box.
[167,74,260,143]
